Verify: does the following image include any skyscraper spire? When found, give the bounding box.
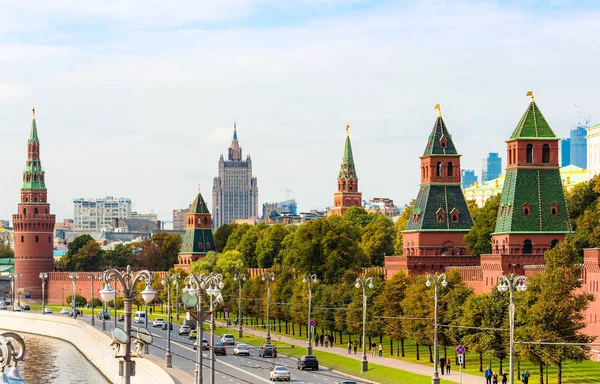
[233,121,238,141]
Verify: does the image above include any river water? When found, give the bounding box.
[2,332,109,384]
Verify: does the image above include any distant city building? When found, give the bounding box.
[461,169,478,189]
[570,126,588,169]
[212,123,259,229]
[73,196,132,231]
[481,153,502,182]
[0,220,9,229]
[328,126,362,216]
[172,208,189,231]
[262,199,298,218]
[587,123,600,178]
[363,197,399,218]
[54,219,74,232]
[464,165,589,207]
[561,138,571,167]
[131,212,158,222]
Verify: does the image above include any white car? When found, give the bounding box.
[60,308,69,314]
[0,303,7,310]
[12,306,21,312]
[269,366,291,382]
[44,307,53,314]
[233,343,250,356]
[153,318,165,328]
[220,334,236,345]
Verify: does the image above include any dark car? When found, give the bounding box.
[297,355,319,371]
[213,343,227,356]
[162,322,174,331]
[193,338,210,351]
[259,344,277,358]
[22,305,30,311]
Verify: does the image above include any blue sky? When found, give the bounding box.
[1,0,599,222]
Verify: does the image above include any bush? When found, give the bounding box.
[105,297,124,309]
[90,298,102,308]
[65,294,87,306]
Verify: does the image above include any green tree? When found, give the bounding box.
[0,243,14,259]
[214,223,237,252]
[66,294,87,306]
[360,215,395,266]
[190,251,218,274]
[103,243,132,268]
[393,200,414,255]
[464,193,501,256]
[401,275,434,361]
[64,239,104,271]
[224,224,252,251]
[565,175,600,226]
[256,225,290,268]
[152,232,183,270]
[66,234,95,257]
[215,250,245,276]
[236,225,265,268]
[342,206,379,228]
[516,241,595,383]
[377,271,411,356]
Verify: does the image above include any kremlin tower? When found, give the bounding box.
[328,125,362,216]
[13,109,55,300]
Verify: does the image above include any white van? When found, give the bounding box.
[133,311,147,324]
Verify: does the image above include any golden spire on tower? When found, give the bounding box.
[32,107,35,119]
[526,90,535,103]
[435,104,441,117]
[198,183,201,194]
[346,124,350,136]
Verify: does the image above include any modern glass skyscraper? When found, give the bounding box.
[561,138,571,167]
[481,153,502,182]
[570,126,587,169]
[461,169,477,189]
[212,124,259,229]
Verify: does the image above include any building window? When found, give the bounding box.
[206,243,211,250]
[526,144,534,163]
[436,162,442,177]
[35,235,39,243]
[522,203,531,216]
[48,236,51,243]
[21,236,24,243]
[34,208,38,214]
[550,203,559,216]
[447,162,453,177]
[436,209,445,222]
[523,239,533,254]
[542,144,550,163]
[551,239,559,248]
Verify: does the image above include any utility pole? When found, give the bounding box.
[261,272,276,343]
[234,272,246,339]
[426,273,448,384]
[498,274,527,384]
[355,276,374,373]
[302,273,317,355]
[39,272,48,314]
[69,273,79,318]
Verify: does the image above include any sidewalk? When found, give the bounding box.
[217,321,485,384]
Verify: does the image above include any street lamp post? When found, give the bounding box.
[99,266,156,384]
[69,273,79,318]
[261,272,276,343]
[185,273,225,384]
[14,273,22,307]
[162,274,179,368]
[426,273,448,384]
[302,273,317,355]
[39,273,48,315]
[498,274,527,384]
[174,278,180,321]
[88,273,99,326]
[233,272,246,339]
[355,276,374,373]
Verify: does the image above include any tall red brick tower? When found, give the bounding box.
[328,125,362,216]
[13,109,55,300]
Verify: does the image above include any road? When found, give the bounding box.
[39,310,359,384]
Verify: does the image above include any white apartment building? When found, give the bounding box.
[587,123,600,178]
[73,197,132,231]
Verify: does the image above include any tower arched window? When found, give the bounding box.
[23,208,26,215]
[342,181,346,190]
[526,144,534,164]
[34,197,37,202]
[447,162,454,177]
[21,236,24,243]
[349,182,353,191]
[436,162,442,177]
[25,197,28,202]
[522,203,531,216]
[35,235,39,243]
[551,239,559,249]
[523,239,533,254]
[34,208,38,214]
[542,144,550,163]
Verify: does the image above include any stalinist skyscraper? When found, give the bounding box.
[212,123,258,229]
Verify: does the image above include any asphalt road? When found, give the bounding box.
[35,310,358,384]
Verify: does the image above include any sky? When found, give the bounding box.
[1,0,600,223]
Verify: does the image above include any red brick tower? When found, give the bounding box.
[328,125,362,216]
[13,109,55,300]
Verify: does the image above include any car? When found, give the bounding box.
[152,318,165,328]
[178,324,191,335]
[162,322,174,331]
[43,307,53,314]
[68,309,82,317]
[0,303,7,310]
[297,355,319,371]
[259,344,278,358]
[193,338,210,351]
[233,343,250,356]
[269,366,290,382]
[60,308,69,314]
[189,329,197,340]
[118,314,125,322]
[12,306,21,312]
[220,333,235,345]
[22,305,30,311]
[213,343,227,356]
[97,311,110,320]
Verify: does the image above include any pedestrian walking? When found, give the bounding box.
[353,340,358,354]
[439,356,446,375]
[501,372,508,384]
[446,360,450,375]
[371,342,376,357]
[324,335,329,347]
[330,334,335,346]
[378,343,383,357]
[314,333,319,347]
[521,369,530,384]
[492,373,498,384]
[347,341,352,354]
[320,333,324,346]
[484,367,493,384]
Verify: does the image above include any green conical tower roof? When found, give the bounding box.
[189,187,210,214]
[423,107,458,156]
[29,108,39,143]
[509,96,557,140]
[22,108,46,191]
[338,127,358,180]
